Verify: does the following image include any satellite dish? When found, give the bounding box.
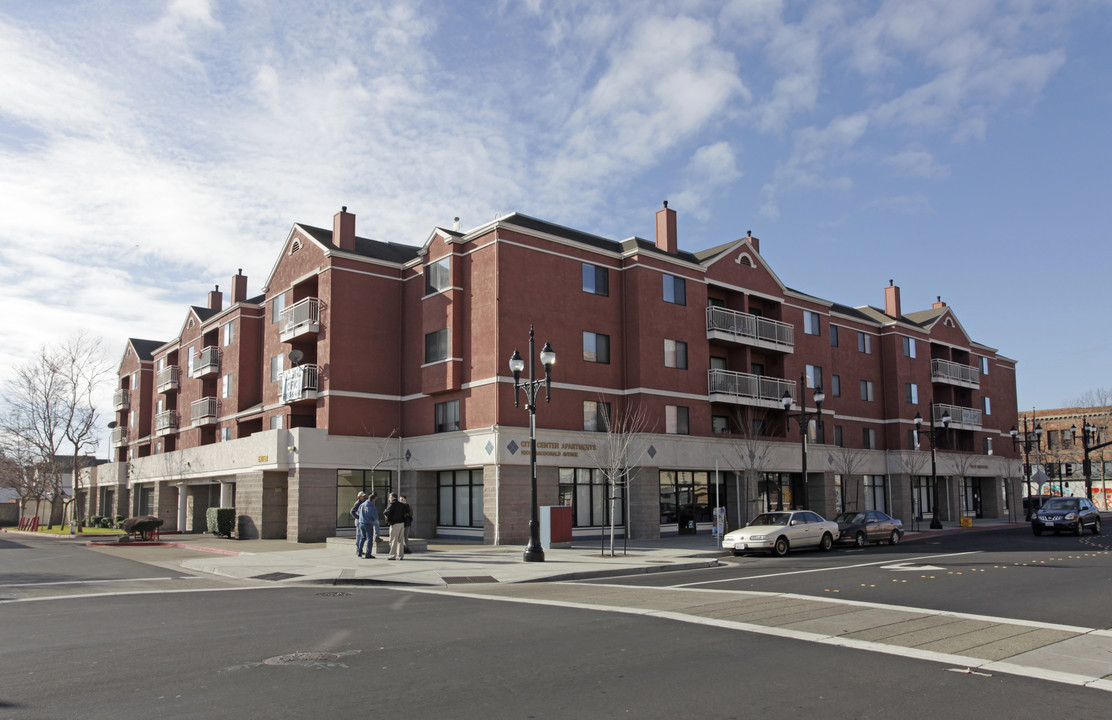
[107,421,118,429]
[288,349,304,366]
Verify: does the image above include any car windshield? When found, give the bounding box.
[1042,498,1079,511]
[749,513,790,527]
[835,512,865,524]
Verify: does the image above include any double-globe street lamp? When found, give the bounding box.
[1071,421,1112,502]
[509,326,556,563]
[1010,418,1043,520]
[914,402,951,530]
[781,376,825,509]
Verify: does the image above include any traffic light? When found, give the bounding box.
[1046,463,1056,478]
[1023,463,1030,476]
[1065,463,1073,477]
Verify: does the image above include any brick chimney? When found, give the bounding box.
[884,280,901,318]
[232,269,248,304]
[208,285,222,311]
[655,201,677,254]
[333,206,356,251]
[745,229,759,254]
[932,295,946,309]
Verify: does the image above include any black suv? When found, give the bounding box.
[1031,496,1101,536]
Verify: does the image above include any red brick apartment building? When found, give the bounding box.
[87,204,1021,542]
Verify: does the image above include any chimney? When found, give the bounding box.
[453,216,461,232]
[208,285,222,311]
[746,229,759,254]
[655,201,677,254]
[333,206,356,251]
[932,295,946,309]
[232,269,248,304]
[884,280,901,318]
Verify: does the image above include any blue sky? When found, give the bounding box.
[1,0,1110,423]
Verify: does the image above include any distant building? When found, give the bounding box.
[1017,406,1112,507]
[93,204,1021,542]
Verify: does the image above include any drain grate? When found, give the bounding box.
[443,575,498,584]
[250,572,303,581]
[264,652,340,666]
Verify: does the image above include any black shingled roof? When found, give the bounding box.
[128,338,164,361]
[298,224,422,264]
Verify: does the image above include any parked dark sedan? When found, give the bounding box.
[834,510,903,547]
[1032,496,1101,536]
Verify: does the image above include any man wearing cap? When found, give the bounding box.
[350,492,368,557]
[356,492,380,559]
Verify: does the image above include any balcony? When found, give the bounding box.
[280,297,321,342]
[113,388,130,410]
[279,364,320,403]
[191,347,220,379]
[157,365,181,393]
[708,369,795,410]
[155,410,180,435]
[931,358,980,389]
[934,402,982,431]
[190,397,218,426]
[706,307,794,353]
[111,427,128,445]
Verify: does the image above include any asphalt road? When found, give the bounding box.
[585,526,1112,628]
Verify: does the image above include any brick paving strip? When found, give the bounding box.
[405,583,1112,692]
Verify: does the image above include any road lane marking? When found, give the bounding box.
[881,562,945,571]
[672,551,981,587]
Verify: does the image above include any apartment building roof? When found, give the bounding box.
[126,338,165,362]
[297,224,422,264]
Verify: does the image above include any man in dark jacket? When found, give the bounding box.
[350,492,368,556]
[383,493,406,560]
[400,495,413,554]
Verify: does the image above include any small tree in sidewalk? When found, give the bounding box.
[582,399,651,556]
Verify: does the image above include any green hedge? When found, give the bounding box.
[206,507,236,538]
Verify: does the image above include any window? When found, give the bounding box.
[710,356,727,370]
[833,425,843,447]
[221,427,231,442]
[712,415,729,434]
[982,397,991,415]
[983,437,994,456]
[665,405,689,434]
[808,418,824,444]
[903,337,916,358]
[272,291,286,323]
[435,400,460,433]
[438,469,483,527]
[830,325,839,347]
[860,380,874,402]
[857,332,872,354]
[223,320,234,346]
[664,339,688,369]
[583,401,611,432]
[270,415,283,430]
[129,410,136,427]
[270,355,283,383]
[864,475,885,511]
[222,373,233,398]
[805,364,822,390]
[187,345,195,375]
[425,328,449,363]
[803,310,821,336]
[831,374,841,397]
[559,467,622,528]
[980,357,990,375]
[663,274,686,305]
[425,257,450,294]
[583,332,610,364]
[582,263,609,296]
[155,399,163,415]
[905,383,918,404]
[909,429,919,449]
[863,428,877,450]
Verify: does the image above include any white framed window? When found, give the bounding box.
[187,345,195,375]
[980,356,990,375]
[222,373,233,398]
[221,427,232,442]
[425,328,449,363]
[435,400,460,433]
[223,320,234,346]
[857,332,872,354]
[663,274,686,305]
[582,263,609,296]
[982,396,991,415]
[583,401,611,432]
[583,332,610,364]
[269,415,283,430]
[272,291,286,323]
[860,380,874,402]
[270,355,283,383]
[664,339,688,369]
[665,405,689,434]
[805,364,822,390]
[983,437,994,455]
[712,415,729,434]
[155,399,163,414]
[425,257,451,294]
[830,325,839,347]
[906,383,918,404]
[831,374,841,397]
[803,311,821,336]
[863,428,877,450]
[903,337,916,358]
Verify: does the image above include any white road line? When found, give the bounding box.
[672,551,981,587]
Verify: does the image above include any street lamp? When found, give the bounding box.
[509,325,556,563]
[1010,418,1043,519]
[914,402,952,530]
[1071,421,1112,502]
[781,376,825,510]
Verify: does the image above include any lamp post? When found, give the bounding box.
[914,401,951,530]
[1010,417,1043,520]
[1071,421,1112,502]
[509,325,556,563]
[781,375,825,510]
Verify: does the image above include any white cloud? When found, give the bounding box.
[882,147,948,179]
[673,142,742,220]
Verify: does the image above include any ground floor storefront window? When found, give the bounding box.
[660,470,729,534]
[559,468,622,527]
[912,476,934,519]
[864,475,887,513]
[438,469,483,527]
[336,469,390,529]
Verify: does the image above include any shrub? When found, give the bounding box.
[206,507,236,538]
[90,515,102,527]
[122,515,164,541]
[98,517,112,529]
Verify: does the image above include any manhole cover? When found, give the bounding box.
[264,652,341,666]
[316,591,352,597]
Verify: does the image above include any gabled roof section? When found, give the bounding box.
[704,238,792,297]
[191,305,220,323]
[904,305,975,345]
[297,224,421,264]
[127,338,163,362]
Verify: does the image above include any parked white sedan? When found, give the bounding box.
[723,510,839,557]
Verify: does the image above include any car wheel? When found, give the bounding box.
[773,536,789,557]
[854,532,866,548]
[1093,518,1101,535]
[1075,521,1084,537]
[1033,526,1042,536]
[889,530,901,545]
[819,533,833,552]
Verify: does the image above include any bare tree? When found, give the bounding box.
[949,451,980,518]
[0,435,52,517]
[728,407,775,527]
[0,332,111,528]
[582,399,651,556]
[1072,387,1112,408]
[897,446,931,521]
[829,445,869,513]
